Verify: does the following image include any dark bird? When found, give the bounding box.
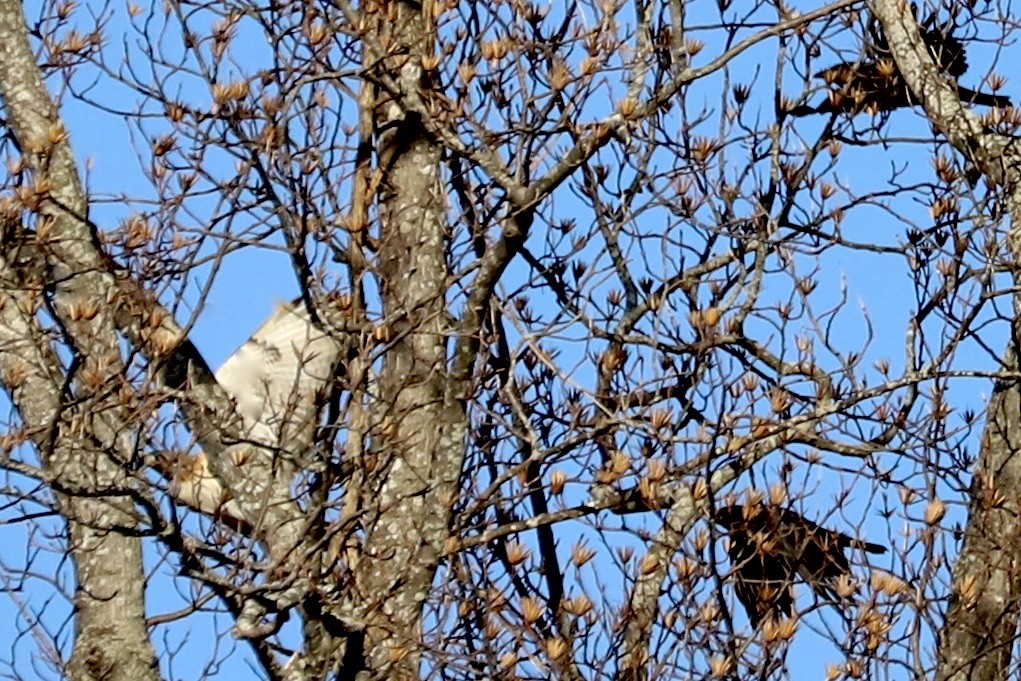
[790,11,1012,116]
[712,503,887,624]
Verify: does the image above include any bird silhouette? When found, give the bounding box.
[790,11,1011,116]
[712,503,886,624]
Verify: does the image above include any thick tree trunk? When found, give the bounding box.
[341,3,466,678]
[937,344,1021,680]
[0,3,159,678]
[870,2,1021,677]
[356,89,459,681]
[67,511,159,681]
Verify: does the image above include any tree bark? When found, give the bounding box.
[0,3,159,678]
[871,2,1021,678]
[339,2,466,677]
[937,345,1021,681]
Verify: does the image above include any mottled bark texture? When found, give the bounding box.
[937,347,1021,681]
[341,4,465,678]
[0,1,159,678]
[872,2,1021,678]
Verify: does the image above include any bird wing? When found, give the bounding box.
[215,300,344,453]
[726,530,795,624]
[784,524,851,601]
[771,507,886,603]
[924,29,967,78]
[715,504,797,623]
[161,301,344,535]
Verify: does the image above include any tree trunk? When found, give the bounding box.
[0,3,159,678]
[342,2,467,677]
[936,343,1021,680]
[67,510,159,681]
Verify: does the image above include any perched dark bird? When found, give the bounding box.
[790,11,1012,116]
[712,503,887,624]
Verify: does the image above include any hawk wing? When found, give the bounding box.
[166,300,346,533]
[214,300,345,453]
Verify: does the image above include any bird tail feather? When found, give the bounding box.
[850,539,886,554]
[788,103,821,117]
[957,86,1012,109]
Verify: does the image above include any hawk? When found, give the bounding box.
[213,300,344,449]
[712,503,886,624]
[167,300,347,533]
[790,11,1011,116]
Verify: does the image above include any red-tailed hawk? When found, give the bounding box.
[167,300,346,533]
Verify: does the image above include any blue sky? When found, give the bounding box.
[0,0,1013,678]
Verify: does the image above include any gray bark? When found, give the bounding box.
[0,3,160,678]
[342,4,464,677]
[871,2,1021,678]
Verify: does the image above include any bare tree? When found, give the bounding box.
[871,2,1021,679]
[1,0,1020,679]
